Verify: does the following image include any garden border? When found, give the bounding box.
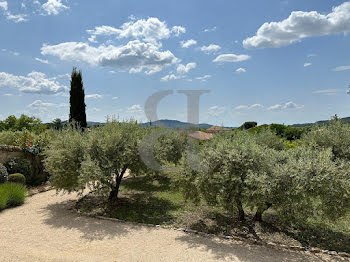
[74,194,350,259]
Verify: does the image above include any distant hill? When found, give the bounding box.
[141,119,216,129]
[48,120,216,129]
[87,121,104,127]
[291,117,350,127]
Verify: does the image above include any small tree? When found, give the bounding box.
[240,121,257,130]
[301,119,350,161]
[175,131,276,221]
[44,126,87,192]
[69,68,87,128]
[271,146,350,222]
[51,118,63,130]
[80,120,146,200]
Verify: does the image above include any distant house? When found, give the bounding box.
[188,131,213,141]
[206,126,230,134]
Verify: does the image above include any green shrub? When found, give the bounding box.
[8,173,26,185]
[0,131,19,146]
[0,164,8,184]
[0,183,27,210]
[301,119,350,161]
[4,158,31,184]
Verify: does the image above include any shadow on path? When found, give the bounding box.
[175,234,334,262]
[41,199,135,241]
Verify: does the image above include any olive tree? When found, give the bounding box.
[271,146,350,222]
[80,120,146,200]
[301,119,350,161]
[174,131,277,221]
[44,126,87,192]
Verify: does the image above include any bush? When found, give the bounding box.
[272,146,350,222]
[301,119,350,161]
[4,158,31,184]
[0,164,8,184]
[8,173,26,185]
[240,121,257,130]
[44,125,87,192]
[0,183,27,210]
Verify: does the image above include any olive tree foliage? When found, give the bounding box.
[44,126,87,192]
[152,129,187,168]
[174,129,350,223]
[272,146,350,222]
[44,120,189,201]
[301,119,350,161]
[173,131,277,221]
[79,120,147,200]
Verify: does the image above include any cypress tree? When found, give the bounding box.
[69,67,87,128]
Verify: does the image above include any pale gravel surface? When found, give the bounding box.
[0,190,346,262]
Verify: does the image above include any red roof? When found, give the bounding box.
[188,131,213,141]
[206,126,230,133]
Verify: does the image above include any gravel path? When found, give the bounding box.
[0,190,345,262]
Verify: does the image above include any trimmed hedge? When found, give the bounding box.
[0,183,27,211]
[8,173,26,185]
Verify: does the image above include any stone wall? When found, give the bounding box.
[0,145,26,164]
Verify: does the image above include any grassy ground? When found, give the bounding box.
[76,176,350,253]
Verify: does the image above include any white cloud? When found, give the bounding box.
[176,62,196,74]
[86,94,104,99]
[180,39,197,48]
[208,106,226,117]
[200,44,221,53]
[160,74,180,82]
[0,1,27,23]
[3,93,12,96]
[268,102,304,110]
[28,100,67,108]
[196,75,212,82]
[283,101,304,109]
[0,1,7,10]
[112,96,119,100]
[250,104,263,109]
[161,63,196,81]
[41,40,178,74]
[235,104,263,110]
[304,62,312,67]
[171,26,186,36]
[89,107,101,112]
[235,105,249,110]
[332,65,350,72]
[0,71,67,95]
[312,89,343,95]
[35,58,49,64]
[41,0,69,16]
[87,17,185,44]
[213,54,251,63]
[243,2,350,49]
[268,104,282,110]
[307,54,317,57]
[236,67,246,73]
[127,104,142,113]
[204,26,217,33]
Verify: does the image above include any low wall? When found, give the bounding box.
[0,145,26,164]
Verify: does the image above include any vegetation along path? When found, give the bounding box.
[0,190,345,262]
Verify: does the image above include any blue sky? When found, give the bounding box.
[0,0,350,126]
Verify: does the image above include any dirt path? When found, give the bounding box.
[0,190,345,262]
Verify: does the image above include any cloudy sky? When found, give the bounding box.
[0,0,350,126]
